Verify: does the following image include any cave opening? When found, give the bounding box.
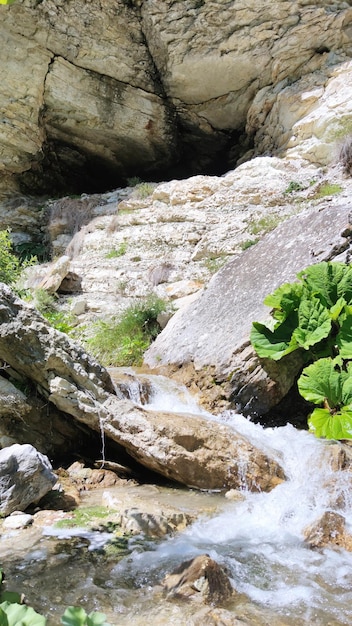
[17,127,253,198]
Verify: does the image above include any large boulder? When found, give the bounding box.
[1,1,352,193]
[144,204,352,415]
[0,444,57,516]
[0,284,284,491]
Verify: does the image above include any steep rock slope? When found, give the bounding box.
[1,0,352,193]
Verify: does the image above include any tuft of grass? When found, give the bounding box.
[248,214,282,236]
[105,242,128,258]
[133,182,155,199]
[241,238,259,251]
[30,288,76,333]
[86,294,169,366]
[313,183,343,199]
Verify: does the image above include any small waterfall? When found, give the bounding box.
[107,373,352,624]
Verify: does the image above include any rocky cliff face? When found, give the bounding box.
[1,0,352,194]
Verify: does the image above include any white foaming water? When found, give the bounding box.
[137,373,212,416]
[111,374,352,624]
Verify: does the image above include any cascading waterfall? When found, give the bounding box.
[1,371,352,625]
[107,373,352,625]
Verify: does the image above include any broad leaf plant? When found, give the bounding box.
[250,261,352,439]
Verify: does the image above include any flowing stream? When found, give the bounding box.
[1,372,352,625]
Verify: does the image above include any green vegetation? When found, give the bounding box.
[202,255,228,274]
[0,230,29,286]
[284,181,305,194]
[0,569,111,626]
[86,294,169,366]
[313,183,343,199]
[30,289,76,334]
[248,214,282,236]
[250,261,352,440]
[133,182,155,199]
[240,238,259,251]
[105,242,127,258]
[54,506,112,529]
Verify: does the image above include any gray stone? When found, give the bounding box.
[0,444,57,516]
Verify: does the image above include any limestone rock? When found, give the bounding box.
[38,255,71,293]
[162,554,233,605]
[1,1,352,192]
[0,444,57,516]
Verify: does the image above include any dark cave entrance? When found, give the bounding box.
[17,127,253,197]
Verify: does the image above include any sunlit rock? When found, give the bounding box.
[162,554,233,605]
[0,444,57,517]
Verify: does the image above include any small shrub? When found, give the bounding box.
[0,230,26,286]
[133,182,155,199]
[86,295,169,366]
[127,176,142,187]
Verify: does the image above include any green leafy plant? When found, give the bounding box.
[298,358,352,439]
[250,261,352,439]
[86,294,169,366]
[61,607,110,626]
[0,230,27,286]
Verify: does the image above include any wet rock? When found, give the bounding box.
[0,444,57,517]
[120,507,191,538]
[304,511,352,551]
[162,554,233,605]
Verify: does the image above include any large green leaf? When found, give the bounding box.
[297,357,350,408]
[292,297,332,350]
[336,314,352,359]
[0,602,46,626]
[0,608,9,626]
[263,281,303,322]
[61,607,110,626]
[308,407,352,439]
[298,262,352,308]
[250,314,299,360]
